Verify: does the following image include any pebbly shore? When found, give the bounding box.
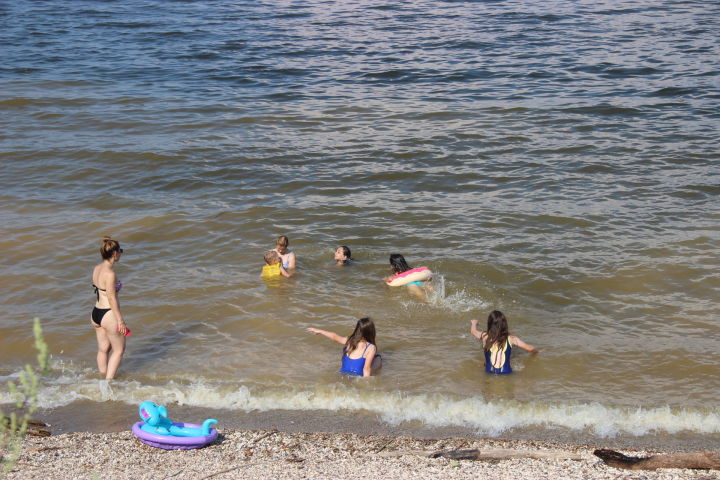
[4,429,719,480]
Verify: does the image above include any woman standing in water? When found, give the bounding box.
[91,236,129,380]
[272,235,296,270]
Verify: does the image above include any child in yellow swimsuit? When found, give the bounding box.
[262,250,290,278]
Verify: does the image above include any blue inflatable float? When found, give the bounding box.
[132,401,218,450]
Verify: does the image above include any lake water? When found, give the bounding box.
[1,0,719,443]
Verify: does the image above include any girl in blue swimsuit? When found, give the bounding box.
[470,310,539,374]
[307,317,382,377]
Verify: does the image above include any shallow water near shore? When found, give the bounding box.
[1,1,719,444]
[35,400,720,453]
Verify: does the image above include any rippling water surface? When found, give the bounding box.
[1,0,719,441]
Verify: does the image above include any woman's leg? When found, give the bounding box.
[99,311,126,380]
[93,320,110,377]
[105,330,126,380]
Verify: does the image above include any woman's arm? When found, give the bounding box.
[510,335,539,353]
[105,270,127,335]
[286,251,296,269]
[362,344,377,377]
[306,327,347,345]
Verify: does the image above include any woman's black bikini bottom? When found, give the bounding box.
[92,307,111,326]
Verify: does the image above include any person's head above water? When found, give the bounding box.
[100,236,123,260]
[389,253,412,273]
[276,235,290,254]
[264,250,282,265]
[485,310,510,350]
[345,317,376,353]
[334,246,351,263]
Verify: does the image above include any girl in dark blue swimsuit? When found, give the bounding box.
[470,310,539,374]
[307,317,382,377]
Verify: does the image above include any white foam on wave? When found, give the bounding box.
[396,274,490,313]
[14,374,720,437]
[427,274,446,305]
[435,284,490,313]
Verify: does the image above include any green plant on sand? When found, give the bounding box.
[1,318,49,474]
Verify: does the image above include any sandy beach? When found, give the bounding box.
[5,428,719,480]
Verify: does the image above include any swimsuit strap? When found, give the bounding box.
[92,283,107,301]
[345,342,372,358]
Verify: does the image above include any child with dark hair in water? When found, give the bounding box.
[307,317,382,377]
[470,310,539,374]
[385,253,432,300]
[334,245,352,266]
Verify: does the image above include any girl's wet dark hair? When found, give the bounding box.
[389,253,412,273]
[100,236,121,260]
[345,317,376,354]
[339,245,351,260]
[484,310,509,351]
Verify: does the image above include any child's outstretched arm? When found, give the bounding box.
[307,327,347,345]
[511,335,540,353]
[469,319,484,340]
[280,266,291,277]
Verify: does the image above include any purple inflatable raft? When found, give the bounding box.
[132,421,218,450]
[131,401,218,450]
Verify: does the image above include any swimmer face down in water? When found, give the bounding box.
[385,253,431,301]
